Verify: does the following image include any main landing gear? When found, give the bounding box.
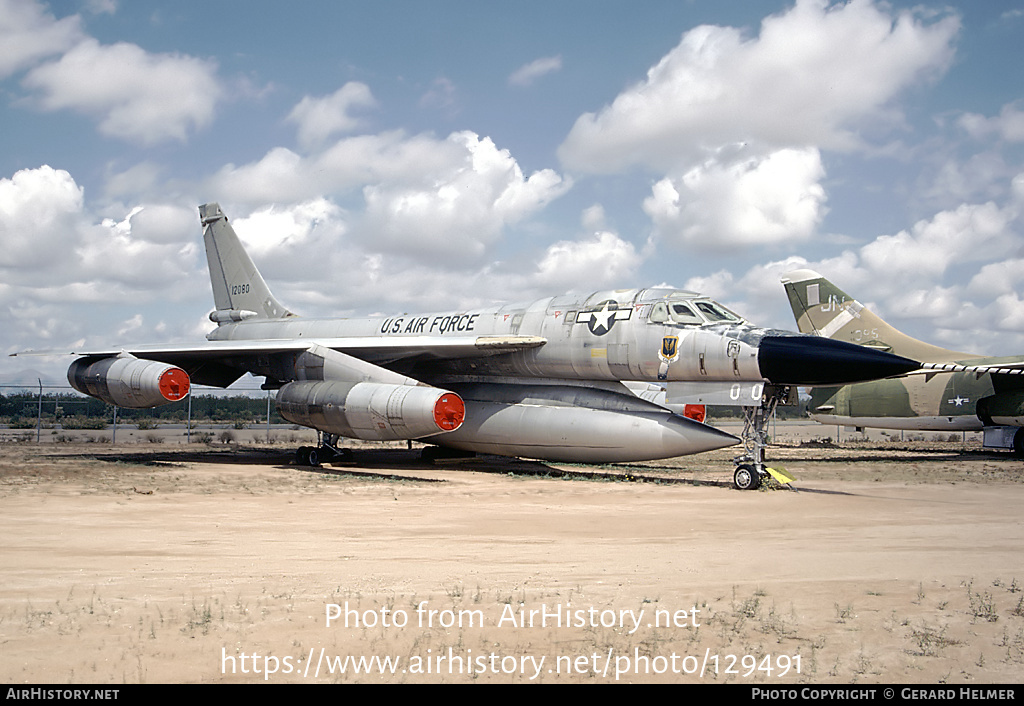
[732,385,792,490]
[295,433,352,467]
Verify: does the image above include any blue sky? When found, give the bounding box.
[3,0,1024,385]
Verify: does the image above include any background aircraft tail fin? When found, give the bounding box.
[780,269,971,363]
[200,203,293,322]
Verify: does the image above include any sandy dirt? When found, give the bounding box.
[2,426,1023,684]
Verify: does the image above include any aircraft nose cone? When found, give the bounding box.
[757,333,920,385]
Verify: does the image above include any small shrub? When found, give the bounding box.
[62,415,108,430]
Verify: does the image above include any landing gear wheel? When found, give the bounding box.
[1014,429,1024,459]
[295,446,321,467]
[734,464,762,491]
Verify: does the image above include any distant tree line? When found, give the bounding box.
[0,392,285,426]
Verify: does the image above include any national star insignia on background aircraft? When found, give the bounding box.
[781,269,1024,456]
[27,204,920,486]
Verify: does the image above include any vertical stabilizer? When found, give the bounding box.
[780,269,972,363]
[200,203,292,322]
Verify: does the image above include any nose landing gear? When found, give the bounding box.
[733,463,763,491]
[733,385,792,490]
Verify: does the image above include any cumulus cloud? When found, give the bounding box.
[23,38,221,144]
[509,55,562,87]
[580,204,606,232]
[0,0,83,78]
[922,151,1011,206]
[210,130,570,262]
[184,127,574,315]
[968,259,1024,299]
[0,165,84,271]
[0,166,210,357]
[534,231,642,290]
[557,0,958,255]
[559,0,959,173]
[0,166,202,290]
[287,82,377,150]
[231,199,346,260]
[116,313,144,337]
[805,198,1017,303]
[361,133,570,261]
[711,181,1024,352]
[211,131,462,205]
[165,199,643,321]
[111,204,197,245]
[959,102,1024,143]
[643,147,827,249]
[76,213,200,291]
[858,201,1015,285]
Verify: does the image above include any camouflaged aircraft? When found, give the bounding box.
[782,269,1024,455]
[45,204,920,474]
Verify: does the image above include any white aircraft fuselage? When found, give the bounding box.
[62,204,920,464]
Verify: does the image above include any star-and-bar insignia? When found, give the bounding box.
[576,301,632,336]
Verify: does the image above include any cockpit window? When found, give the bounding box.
[669,303,702,325]
[650,302,669,323]
[694,300,742,322]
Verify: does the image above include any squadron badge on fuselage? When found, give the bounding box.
[658,335,680,380]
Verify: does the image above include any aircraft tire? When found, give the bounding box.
[733,464,762,491]
[295,446,321,467]
[1013,429,1024,459]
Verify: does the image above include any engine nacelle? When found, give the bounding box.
[424,383,738,462]
[276,380,465,441]
[977,391,1024,426]
[68,356,190,408]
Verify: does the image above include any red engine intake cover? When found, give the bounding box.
[159,367,191,401]
[433,393,466,432]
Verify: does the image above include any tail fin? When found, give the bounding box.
[780,268,972,363]
[200,203,292,323]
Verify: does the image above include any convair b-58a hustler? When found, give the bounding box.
[49,204,919,481]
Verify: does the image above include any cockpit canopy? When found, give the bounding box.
[648,295,745,326]
[566,287,747,327]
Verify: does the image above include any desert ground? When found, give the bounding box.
[1,421,1023,684]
